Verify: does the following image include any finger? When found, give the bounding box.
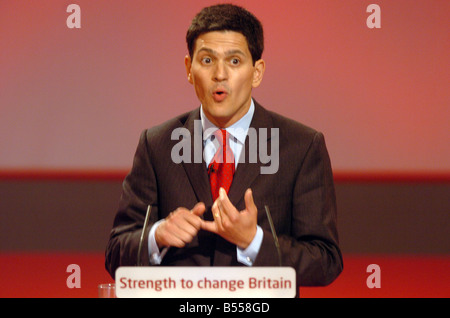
[200,220,218,234]
[216,195,232,229]
[166,219,196,243]
[212,199,225,232]
[191,202,206,216]
[186,202,206,230]
[178,221,200,238]
[166,210,201,240]
[244,188,257,214]
[170,206,202,230]
[218,187,239,223]
[210,199,218,218]
[218,188,234,211]
[211,199,221,221]
[156,220,188,248]
[167,233,188,248]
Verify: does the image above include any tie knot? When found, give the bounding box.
[210,128,234,165]
[213,129,229,147]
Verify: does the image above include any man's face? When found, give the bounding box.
[185,31,265,128]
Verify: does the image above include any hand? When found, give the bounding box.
[202,188,258,249]
[155,202,206,248]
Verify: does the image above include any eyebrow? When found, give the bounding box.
[196,47,246,57]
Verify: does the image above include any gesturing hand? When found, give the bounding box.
[201,188,258,249]
[155,202,206,248]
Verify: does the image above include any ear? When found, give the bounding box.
[252,59,265,88]
[184,55,193,84]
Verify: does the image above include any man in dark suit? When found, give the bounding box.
[105,4,343,289]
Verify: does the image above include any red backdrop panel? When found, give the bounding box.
[1,0,449,175]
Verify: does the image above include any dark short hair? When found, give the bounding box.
[186,4,264,64]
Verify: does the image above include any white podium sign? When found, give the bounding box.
[115,266,296,298]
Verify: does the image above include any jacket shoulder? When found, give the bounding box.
[254,100,318,137]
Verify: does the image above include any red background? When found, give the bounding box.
[0,1,448,298]
[1,0,449,175]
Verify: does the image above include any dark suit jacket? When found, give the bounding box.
[105,101,343,287]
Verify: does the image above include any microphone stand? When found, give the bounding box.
[137,205,152,266]
[264,205,282,267]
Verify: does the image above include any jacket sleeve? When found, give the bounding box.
[105,130,160,278]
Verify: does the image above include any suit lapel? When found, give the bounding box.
[227,101,274,208]
[180,108,214,215]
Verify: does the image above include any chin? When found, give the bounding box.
[205,103,230,115]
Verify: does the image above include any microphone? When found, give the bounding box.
[208,163,216,174]
[264,205,282,267]
[137,205,152,266]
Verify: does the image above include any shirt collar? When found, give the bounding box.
[200,99,255,145]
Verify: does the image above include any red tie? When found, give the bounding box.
[208,129,235,201]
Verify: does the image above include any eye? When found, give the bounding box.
[230,58,240,65]
[201,57,212,65]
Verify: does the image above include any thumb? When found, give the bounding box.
[191,202,206,216]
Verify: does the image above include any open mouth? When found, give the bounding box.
[212,89,228,102]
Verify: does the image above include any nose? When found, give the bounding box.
[213,61,228,82]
